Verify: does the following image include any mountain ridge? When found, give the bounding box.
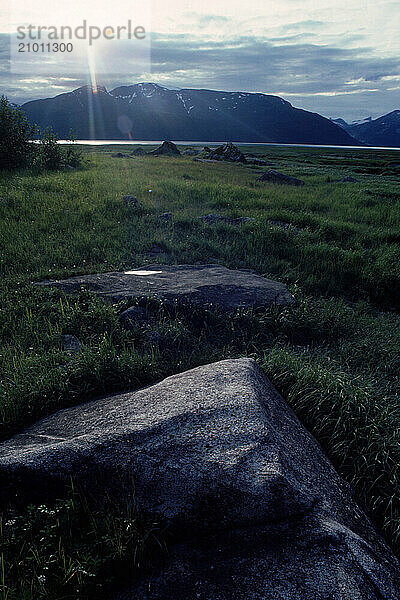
[21,82,359,145]
[332,111,400,147]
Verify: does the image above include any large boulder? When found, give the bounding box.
[206,142,247,163]
[258,169,305,186]
[36,264,296,311]
[0,358,399,599]
[149,141,181,156]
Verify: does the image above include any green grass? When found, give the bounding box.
[0,485,166,600]
[1,145,400,595]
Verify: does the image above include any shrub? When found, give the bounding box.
[0,95,35,169]
[32,127,66,171]
[0,96,83,172]
[33,128,83,172]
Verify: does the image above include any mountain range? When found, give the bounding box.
[332,111,400,147]
[20,83,358,145]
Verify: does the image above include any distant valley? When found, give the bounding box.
[332,111,400,147]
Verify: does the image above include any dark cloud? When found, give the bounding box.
[0,31,399,119]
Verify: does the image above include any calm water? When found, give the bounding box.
[58,140,400,151]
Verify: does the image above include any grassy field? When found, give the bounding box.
[1,144,400,597]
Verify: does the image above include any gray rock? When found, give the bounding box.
[198,214,255,226]
[337,176,359,183]
[145,243,170,258]
[119,306,150,330]
[182,147,201,156]
[36,264,296,310]
[149,141,181,156]
[0,358,399,599]
[61,334,81,353]
[206,142,247,164]
[267,219,303,233]
[123,195,139,207]
[130,147,147,156]
[258,170,305,186]
[246,158,271,166]
[193,158,221,164]
[112,152,130,158]
[158,212,173,222]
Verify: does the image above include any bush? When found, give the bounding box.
[32,128,83,172]
[0,96,83,172]
[0,95,35,169]
[32,127,66,171]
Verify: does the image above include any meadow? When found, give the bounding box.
[1,144,400,597]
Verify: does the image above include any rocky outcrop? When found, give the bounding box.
[36,264,296,311]
[258,170,305,186]
[149,141,181,156]
[205,142,247,163]
[0,358,399,598]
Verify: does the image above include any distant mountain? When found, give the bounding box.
[332,112,400,147]
[331,118,350,130]
[20,83,359,145]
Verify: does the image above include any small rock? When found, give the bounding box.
[146,243,170,258]
[130,147,147,156]
[119,306,150,331]
[258,170,305,186]
[337,176,359,183]
[246,158,271,166]
[158,213,173,222]
[267,219,302,233]
[149,141,181,156]
[123,195,139,207]
[199,214,254,226]
[193,158,220,164]
[182,148,201,156]
[62,334,81,353]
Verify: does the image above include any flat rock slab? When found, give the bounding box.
[0,358,399,599]
[258,170,305,186]
[36,264,296,310]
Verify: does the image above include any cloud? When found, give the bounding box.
[0,25,399,120]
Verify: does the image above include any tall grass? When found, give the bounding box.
[1,146,400,584]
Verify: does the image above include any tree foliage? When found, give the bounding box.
[0,96,83,172]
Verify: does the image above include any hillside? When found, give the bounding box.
[333,111,400,147]
[21,83,359,145]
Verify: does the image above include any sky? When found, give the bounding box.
[1,0,399,121]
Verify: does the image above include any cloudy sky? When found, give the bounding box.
[1,0,399,120]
